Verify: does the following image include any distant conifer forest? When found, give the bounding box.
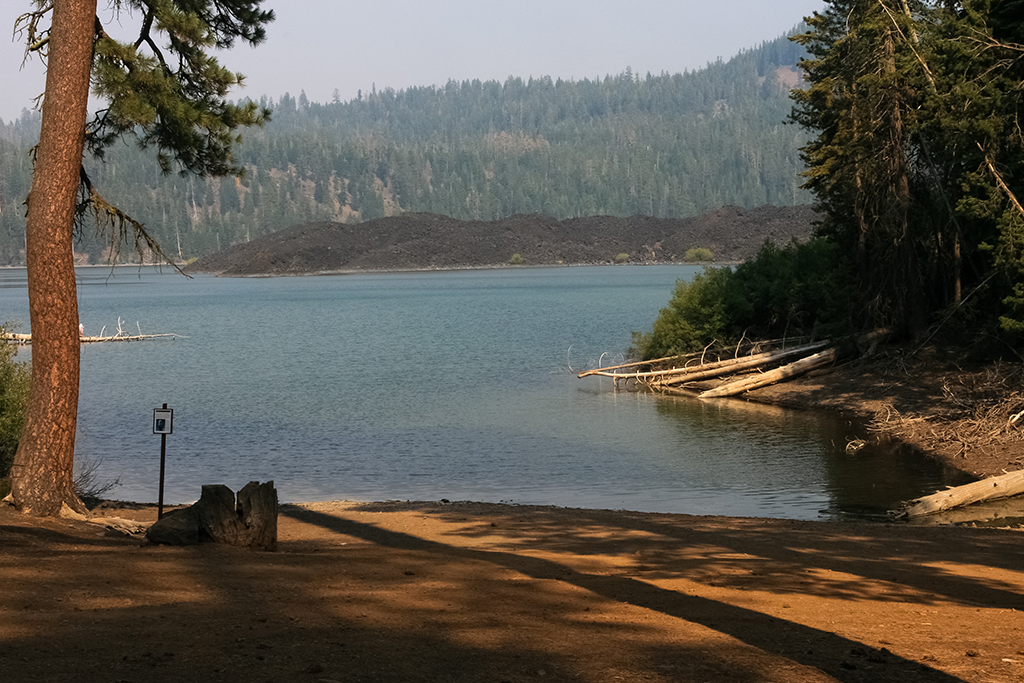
[0,30,810,265]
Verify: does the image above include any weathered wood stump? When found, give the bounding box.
[146,481,278,550]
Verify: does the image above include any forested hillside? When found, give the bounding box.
[0,29,810,265]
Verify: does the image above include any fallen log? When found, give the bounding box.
[576,335,818,379]
[655,341,830,386]
[900,495,1024,526]
[698,346,840,398]
[3,317,183,345]
[580,340,829,382]
[2,331,181,345]
[576,350,705,378]
[898,469,1024,518]
[696,330,890,399]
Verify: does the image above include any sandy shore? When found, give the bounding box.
[2,499,1023,682]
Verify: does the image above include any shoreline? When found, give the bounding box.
[189,258,722,278]
[6,343,1022,527]
[88,494,1024,529]
[1,259,722,276]
[729,348,1024,481]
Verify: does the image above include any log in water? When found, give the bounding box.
[899,469,1024,518]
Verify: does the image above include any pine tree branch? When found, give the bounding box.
[132,8,168,70]
[964,29,1024,56]
[15,3,54,62]
[134,8,154,50]
[978,142,1024,221]
[877,0,936,92]
[77,165,186,275]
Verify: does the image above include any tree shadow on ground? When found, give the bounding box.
[5,500,1017,682]
[285,505,975,683]
[385,502,1024,609]
[0,509,850,683]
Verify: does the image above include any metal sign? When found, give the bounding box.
[153,407,173,435]
[154,403,173,520]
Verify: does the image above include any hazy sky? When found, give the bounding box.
[2,1,825,122]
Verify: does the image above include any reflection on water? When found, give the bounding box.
[647,393,973,520]
[0,265,971,520]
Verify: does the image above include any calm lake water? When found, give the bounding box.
[0,265,962,519]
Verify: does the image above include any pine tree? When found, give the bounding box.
[790,1,930,337]
[11,0,272,516]
[924,0,1024,331]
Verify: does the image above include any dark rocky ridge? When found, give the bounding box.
[187,204,817,276]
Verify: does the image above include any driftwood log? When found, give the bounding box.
[698,347,840,398]
[578,329,888,397]
[697,330,890,399]
[1,331,180,345]
[575,351,707,378]
[3,318,181,345]
[146,481,278,550]
[576,335,819,379]
[577,341,828,382]
[898,469,1024,518]
[655,341,830,387]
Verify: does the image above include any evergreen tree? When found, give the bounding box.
[791,1,930,337]
[10,0,272,516]
[924,0,1024,331]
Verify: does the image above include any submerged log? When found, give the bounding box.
[898,469,1024,518]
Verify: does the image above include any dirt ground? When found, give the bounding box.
[2,499,1023,683]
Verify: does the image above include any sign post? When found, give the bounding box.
[153,404,173,519]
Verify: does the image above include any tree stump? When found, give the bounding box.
[236,480,278,550]
[146,481,278,550]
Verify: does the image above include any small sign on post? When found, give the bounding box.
[153,407,173,434]
[154,404,173,519]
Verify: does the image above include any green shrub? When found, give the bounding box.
[509,253,525,265]
[728,238,855,339]
[615,253,630,263]
[636,267,733,358]
[633,238,855,359]
[0,328,31,478]
[684,247,714,263]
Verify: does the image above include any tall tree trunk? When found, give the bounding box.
[11,0,97,516]
[851,79,870,289]
[883,25,925,337]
